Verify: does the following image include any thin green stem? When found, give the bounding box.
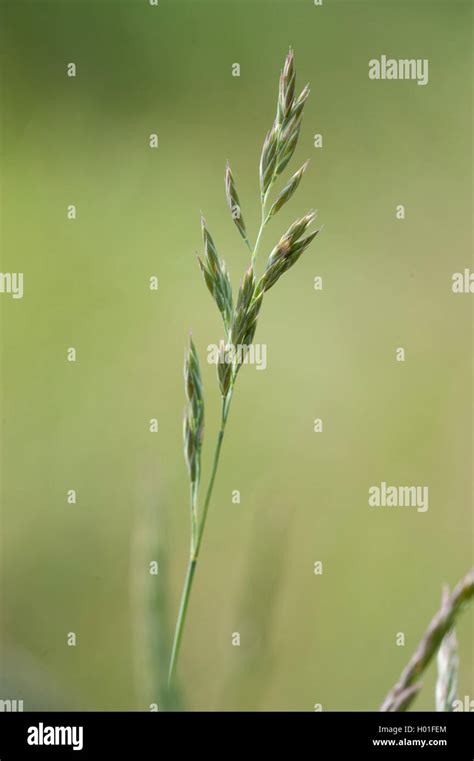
[251,189,271,269]
[251,214,265,269]
[190,480,198,554]
[167,557,196,686]
[168,391,233,685]
[194,391,233,559]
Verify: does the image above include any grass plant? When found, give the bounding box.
[168,49,321,684]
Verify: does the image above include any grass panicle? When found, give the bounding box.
[182,336,204,490]
[169,48,322,685]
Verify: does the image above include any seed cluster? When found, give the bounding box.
[183,337,204,486]
[192,47,321,411]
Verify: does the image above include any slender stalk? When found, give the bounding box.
[194,391,233,559]
[251,212,266,269]
[168,392,233,684]
[190,481,198,554]
[167,557,197,685]
[251,190,271,270]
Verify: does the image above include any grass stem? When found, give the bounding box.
[251,191,271,269]
[168,391,233,684]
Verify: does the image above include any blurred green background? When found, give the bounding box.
[0,0,472,711]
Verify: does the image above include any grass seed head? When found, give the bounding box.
[183,336,204,483]
[278,48,295,125]
[225,162,247,243]
[267,160,309,219]
[264,50,310,191]
[261,212,320,293]
[217,339,232,397]
[260,125,279,196]
[291,83,310,121]
[199,218,233,330]
[231,267,260,347]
